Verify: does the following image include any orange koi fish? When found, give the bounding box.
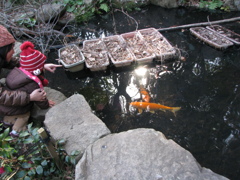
[130,101,181,116]
[140,87,150,102]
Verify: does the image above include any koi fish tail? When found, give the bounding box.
[171,107,181,116]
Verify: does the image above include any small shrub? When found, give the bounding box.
[61,0,110,23]
[199,0,224,10]
[0,123,78,180]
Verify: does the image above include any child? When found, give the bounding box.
[1,41,55,137]
[0,25,46,106]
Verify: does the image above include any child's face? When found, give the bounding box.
[6,46,14,62]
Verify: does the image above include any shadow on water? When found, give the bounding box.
[47,5,240,180]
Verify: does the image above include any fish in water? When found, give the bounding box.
[130,101,181,116]
[140,87,150,102]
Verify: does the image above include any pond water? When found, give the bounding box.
[46,5,240,180]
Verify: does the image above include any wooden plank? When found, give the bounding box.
[157,16,240,32]
[38,128,63,170]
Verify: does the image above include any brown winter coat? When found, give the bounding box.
[0,57,31,107]
[0,67,49,116]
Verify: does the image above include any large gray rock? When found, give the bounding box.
[44,94,111,161]
[224,0,240,11]
[82,0,179,11]
[58,12,76,25]
[36,3,66,22]
[112,0,150,4]
[84,0,150,8]
[150,0,178,8]
[12,10,35,24]
[31,87,67,121]
[75,128,228,180]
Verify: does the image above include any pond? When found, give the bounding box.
[46,5,240,180]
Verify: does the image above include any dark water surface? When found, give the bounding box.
[47,5,240,180]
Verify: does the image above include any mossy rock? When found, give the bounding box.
[111,0,147,10]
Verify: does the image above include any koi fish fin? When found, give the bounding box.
[171,107,181,117]
[145,96,150,103]
[138,109,143,114]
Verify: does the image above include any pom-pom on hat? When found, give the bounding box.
[0,25,15,48]
[20,41,46,75]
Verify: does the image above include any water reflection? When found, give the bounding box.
[126,77,140,100]
[192,62,201,76]
[126,66,148,101]
[204,57,224,74]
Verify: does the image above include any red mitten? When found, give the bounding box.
[39,75,49,86]
[42,78,49,86]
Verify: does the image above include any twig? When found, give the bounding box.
[115,9,139,31]
[110,0,117,35]
[6,25,65,37]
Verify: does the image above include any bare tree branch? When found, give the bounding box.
[115,9,139,31]
[157,16,240,32]
[0,1,70,54]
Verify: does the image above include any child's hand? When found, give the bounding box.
[30,89,46,101]
[44,63,62,73]
[48,100,55,107]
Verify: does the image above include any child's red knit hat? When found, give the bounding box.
[20,41,46,75]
